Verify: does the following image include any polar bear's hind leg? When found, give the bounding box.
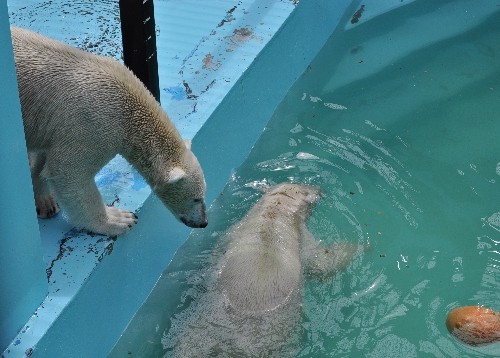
[29,152,60,218]
[301,226,361,279]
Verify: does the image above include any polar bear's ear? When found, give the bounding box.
[184,140,192,150]
[167,167,186,183]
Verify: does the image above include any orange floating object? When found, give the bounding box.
[446,306,500,346]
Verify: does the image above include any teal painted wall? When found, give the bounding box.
[0,1,48,351]
[195,0,359,205]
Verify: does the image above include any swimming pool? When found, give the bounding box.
[110,0,500,356]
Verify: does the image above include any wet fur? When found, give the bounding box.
[165,183,358,356]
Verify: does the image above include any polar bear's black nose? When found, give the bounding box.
[181,217,208,228]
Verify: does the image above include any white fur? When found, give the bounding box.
[164,183,359,356]
[219,183,321,314]
[11,27,207,236]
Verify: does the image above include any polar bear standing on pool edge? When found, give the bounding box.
[11,27,207,236]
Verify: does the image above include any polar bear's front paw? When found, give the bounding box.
[36,194,60,218]
[98,207,138,236]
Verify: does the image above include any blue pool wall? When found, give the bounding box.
[0,1,48,351]
[196,0,362,206]
[3,0,358,356]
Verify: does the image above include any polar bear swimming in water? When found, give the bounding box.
[11,27,207,236]
[162,183,359,357]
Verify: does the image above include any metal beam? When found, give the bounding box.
[119,0,160,102]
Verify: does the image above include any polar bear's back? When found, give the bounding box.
[219,183,320,314]
[11,26,155,152]
[11,26,131,90]
[220,228,302,314]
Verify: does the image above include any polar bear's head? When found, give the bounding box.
[154,144,208,228]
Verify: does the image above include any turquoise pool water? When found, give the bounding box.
[112,1,500,357]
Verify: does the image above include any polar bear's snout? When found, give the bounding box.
[180,200,208,228]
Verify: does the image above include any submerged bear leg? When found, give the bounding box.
[29,151,60,218]
[300,224,360,279]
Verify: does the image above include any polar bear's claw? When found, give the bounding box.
[36,194,60,219]
[91,207,139,236]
